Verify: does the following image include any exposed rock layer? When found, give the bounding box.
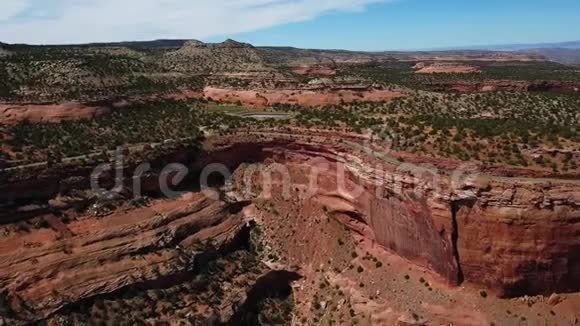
[0,131,578,311]
[0,102,110,124]
[207,134,580,297]
[0,84,400,125]
[0,191,250,320]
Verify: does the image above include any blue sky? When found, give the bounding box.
[229,0,580,50]
[1,0,579,50]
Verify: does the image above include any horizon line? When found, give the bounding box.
[2,37,580,53]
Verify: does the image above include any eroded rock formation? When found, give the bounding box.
[0,130,578,323]
[0,191,252,321]
[209,133,580,297]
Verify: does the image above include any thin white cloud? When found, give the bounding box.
[0,0,388,44]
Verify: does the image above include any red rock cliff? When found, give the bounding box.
[1,132,578,302]
[216,133,580,297]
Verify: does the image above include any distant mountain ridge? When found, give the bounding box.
[2,38,578,53]
[424,40,580,64]
[427,40,580,51]
[483,40,580,51]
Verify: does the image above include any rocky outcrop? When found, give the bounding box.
[0,191,251,321]
[217,39,254,49]
[0,102,110,125]
[165,39,268,74]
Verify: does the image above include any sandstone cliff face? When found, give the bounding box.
[0,132,578,308]
[213,134,580,297]
[456,180,580,297]
[0,191,250,320]
[245,140,463,286]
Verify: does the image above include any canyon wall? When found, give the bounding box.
[0,191,252,320]
[1,133,579,303]
[456,181,580,296]
[219,135,580,297]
